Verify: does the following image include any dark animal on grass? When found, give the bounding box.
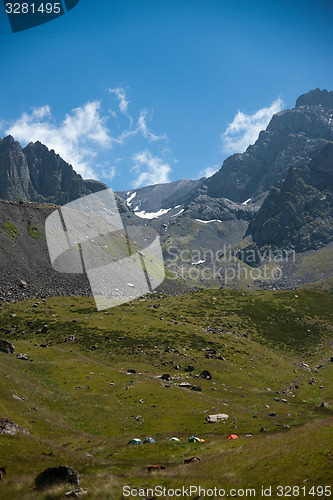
[146,465,166,472]
[0,467,6,480]
[184,457,200,464]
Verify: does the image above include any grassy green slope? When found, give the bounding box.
[0,289,332,498]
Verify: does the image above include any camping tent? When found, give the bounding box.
[143,437,156,444]
[188,436,202,443]
[169,437,181,442]
[227,434,239,440]
[128,438,142,445]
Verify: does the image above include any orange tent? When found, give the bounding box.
[227,434,239,440]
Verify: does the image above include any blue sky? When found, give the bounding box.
[1,0,333,191]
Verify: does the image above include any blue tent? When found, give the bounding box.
[128,438,142,445]
[143,437,156,444]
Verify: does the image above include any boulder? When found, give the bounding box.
[206,413,229,423]
[0,340,15,354]
[184,457,200,464]
[184,365,195,372]
[161,374,171,381]
[35,466,80,490]
[199,370,212,380]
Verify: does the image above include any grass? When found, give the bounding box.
[0,288,332,498]
[27,225,42,240]
[1,221,18,241]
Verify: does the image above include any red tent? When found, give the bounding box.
[227,434,239,440]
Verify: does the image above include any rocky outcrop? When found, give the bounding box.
[0,340,15,354]
[0,418,30,435]
[35,466,80,490]
[246,148,333,252]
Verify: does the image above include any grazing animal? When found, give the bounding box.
[146,465,166,472]
[184,457,200,464]
[0,467,7,480]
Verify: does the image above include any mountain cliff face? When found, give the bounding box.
[189,88,333,204]
[246,142,333,252]
[0,136,107,204]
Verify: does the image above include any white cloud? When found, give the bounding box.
[3,89,170,186]
[109,87,130,115]
[131,150,171,188]
[99,164,117,182]
[137,110,167,142]
[5,101,111,178]
[200,166,219,178]
[222,98,284,155]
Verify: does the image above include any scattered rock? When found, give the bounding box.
[0,418,30,435]
[161,374,171,381]
[17,353,29,361]
[0,340,15,354]
[12,394,24,401]
[35,466,80,490]
[321,402,329,408]
[40,344,48,348]
[206,413,229,423]
[184,365,195,372]
[269,412,277,417]
[135,416,143,421]
[179,382,192,388]
[127,368,136,374]
[65,488,88,497]
[65,335,76,342]
[191,385,202,392]
[19,279,28,288]
[199,370,212,380]
[184,457,200,464]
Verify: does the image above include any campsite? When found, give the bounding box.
[0,287,332,498]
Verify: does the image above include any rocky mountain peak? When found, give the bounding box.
[0,135,107,205]
[295,88,333,109]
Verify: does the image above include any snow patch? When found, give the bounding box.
[172,209,184,217]
[126,192,137,206]
[242,198,252,205]
[195,219,222,224]
[192,259,205,265]
[135,208,172,219]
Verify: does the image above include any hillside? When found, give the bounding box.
[0,199,188,303]
[0,288,333,498]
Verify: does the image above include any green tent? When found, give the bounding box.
[143,437,156,444]
[128,438,142,445]
[188,436,201,443]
